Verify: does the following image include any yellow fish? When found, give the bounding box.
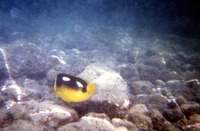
[54,73,96,103]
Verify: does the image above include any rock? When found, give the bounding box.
[125,104,153,130]
[155,79,166,87]
[85,112,137,131]
[46,68,58,87]
[175,95,188,106]
[20,87,42,102]
[85,112,110,121]
[167,100,180,110]
[125,112,153,130]
[181,71,200,82]
[115,126,129,131]
[117,64,140,82]
[58,116,117,131]
[1,120,39,131]
[19,78,52,101]
[137,64,173,82]
[185,79,200,90]
[127,104,149,114]
[0,82,19,102]
[115,48,139,64]
[149,109,172,131]
[78,63,129,104]
[111,118,138,131]
[143,56,166,69]
[146,94,169,112]
[3,44,56,80]
[165,126,183,131]
[188,54,200,71]
[131,94,151,105]
[34,101,79,127]
[162,109,185,123]
[5,100,78,130]
[0,111,14,128]
[184,80,200,102]
[159,88,173,99]
[137,65,160,82]
[184,124,200,131]
[169,85,195,102]
[73,63,130,118]
[188,114,200,124]
[130,81,153,95]
[181,103,200,118]
[166,80,183,87]
[0,93,5,108]
[1,78,53,102]
[164,54,187,74]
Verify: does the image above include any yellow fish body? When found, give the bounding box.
[54,73,96,103]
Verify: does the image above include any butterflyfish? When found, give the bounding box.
[54,73,96,103]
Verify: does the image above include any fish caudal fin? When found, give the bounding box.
[87,84,96,95]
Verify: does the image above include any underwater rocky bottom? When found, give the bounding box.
[0,34,200,131]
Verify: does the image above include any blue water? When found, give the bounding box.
[0,0,200,130]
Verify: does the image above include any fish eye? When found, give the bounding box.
[62,76,71,81]
[76,81,83,88]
